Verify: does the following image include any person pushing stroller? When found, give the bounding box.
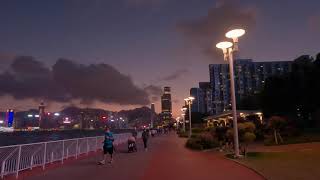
[128,133,137,153]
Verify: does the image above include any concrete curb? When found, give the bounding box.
[224,156,268,180]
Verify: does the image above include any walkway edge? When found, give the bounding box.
[224,156,268,180]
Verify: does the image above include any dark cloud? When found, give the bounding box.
[176,0,256,61]
[0,56,157,105]
[144,85,162,101]
[125,0,165,7]
[0,56,64,101]
[0,54,16,72]
[160,69,189,81]
[308,14,320,32]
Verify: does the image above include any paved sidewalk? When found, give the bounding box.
[23,133,264,180]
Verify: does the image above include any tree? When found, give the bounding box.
[237,122,256,155]
[269,116,287,144]
[261,53,320,130]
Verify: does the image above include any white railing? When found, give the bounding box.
[0,133,131,179]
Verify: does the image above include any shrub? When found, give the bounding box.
[243,122,256,132]
[191,134,198,138]
[186,138,203,150]
[185,132,219,150]
[243,132,256,144]
[178,131,189,138]
[192,128,204,134]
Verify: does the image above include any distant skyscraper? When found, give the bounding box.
[161,87,172,121]
[150,103,155,128]
[39,102,45,128]
[6,109,14,128]
[151,103,155,112]
[209,59,292,115]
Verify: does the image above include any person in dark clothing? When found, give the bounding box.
[142,129,149,151]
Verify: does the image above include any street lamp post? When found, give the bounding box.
[181,107,187,132]
[176,117,180,130]
[184,97,195,138]
[216,28,245,158]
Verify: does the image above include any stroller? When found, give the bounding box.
[128,137,137,153]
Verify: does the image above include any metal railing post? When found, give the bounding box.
[86,138,89,155]
[42,142,47,170]
[30,155,34,170]
[75,139,79,159]
[95,137,98,152]
[51,152,53,164]
[1,161,5,179]
[61,141,65,164]
[15,145,22,179]
[66,148,69,159]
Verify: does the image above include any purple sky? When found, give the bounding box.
[0,0,319,116]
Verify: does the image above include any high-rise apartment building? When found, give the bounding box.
[199,82,212,114]
[209,59,292,115]
[190,88,204,113]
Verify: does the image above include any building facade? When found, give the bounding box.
[209,59,292,115]
[161,87,172,121]
[190,88,204,113]
[199,82,212,115]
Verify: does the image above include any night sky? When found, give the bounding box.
[0,0,319,116]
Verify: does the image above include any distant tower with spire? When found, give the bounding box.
[150,103,155,128]
[39,102,45,128]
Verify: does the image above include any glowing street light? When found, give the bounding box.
[216,28,246,158]
[176,117,181,129]
[181,107,187,132]
[63,117,71,124]
[185,96,195,138]
[216,41,233,61]
[225,29,245,51]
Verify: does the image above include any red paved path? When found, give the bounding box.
[23,133,264,180]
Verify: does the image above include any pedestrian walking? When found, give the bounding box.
[142,129,149,151]
[98,127,114,165]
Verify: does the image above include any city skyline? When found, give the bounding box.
[0,0,319,116]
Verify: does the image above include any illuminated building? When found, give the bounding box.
[161,87,172,121]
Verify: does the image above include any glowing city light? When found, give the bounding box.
[54,113,60,116]
[0,120,4,124]
[27,114,33,118]
[63,120,71,124]
[34,115,40,118]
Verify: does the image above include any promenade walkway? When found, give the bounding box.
[22,133,264,180]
